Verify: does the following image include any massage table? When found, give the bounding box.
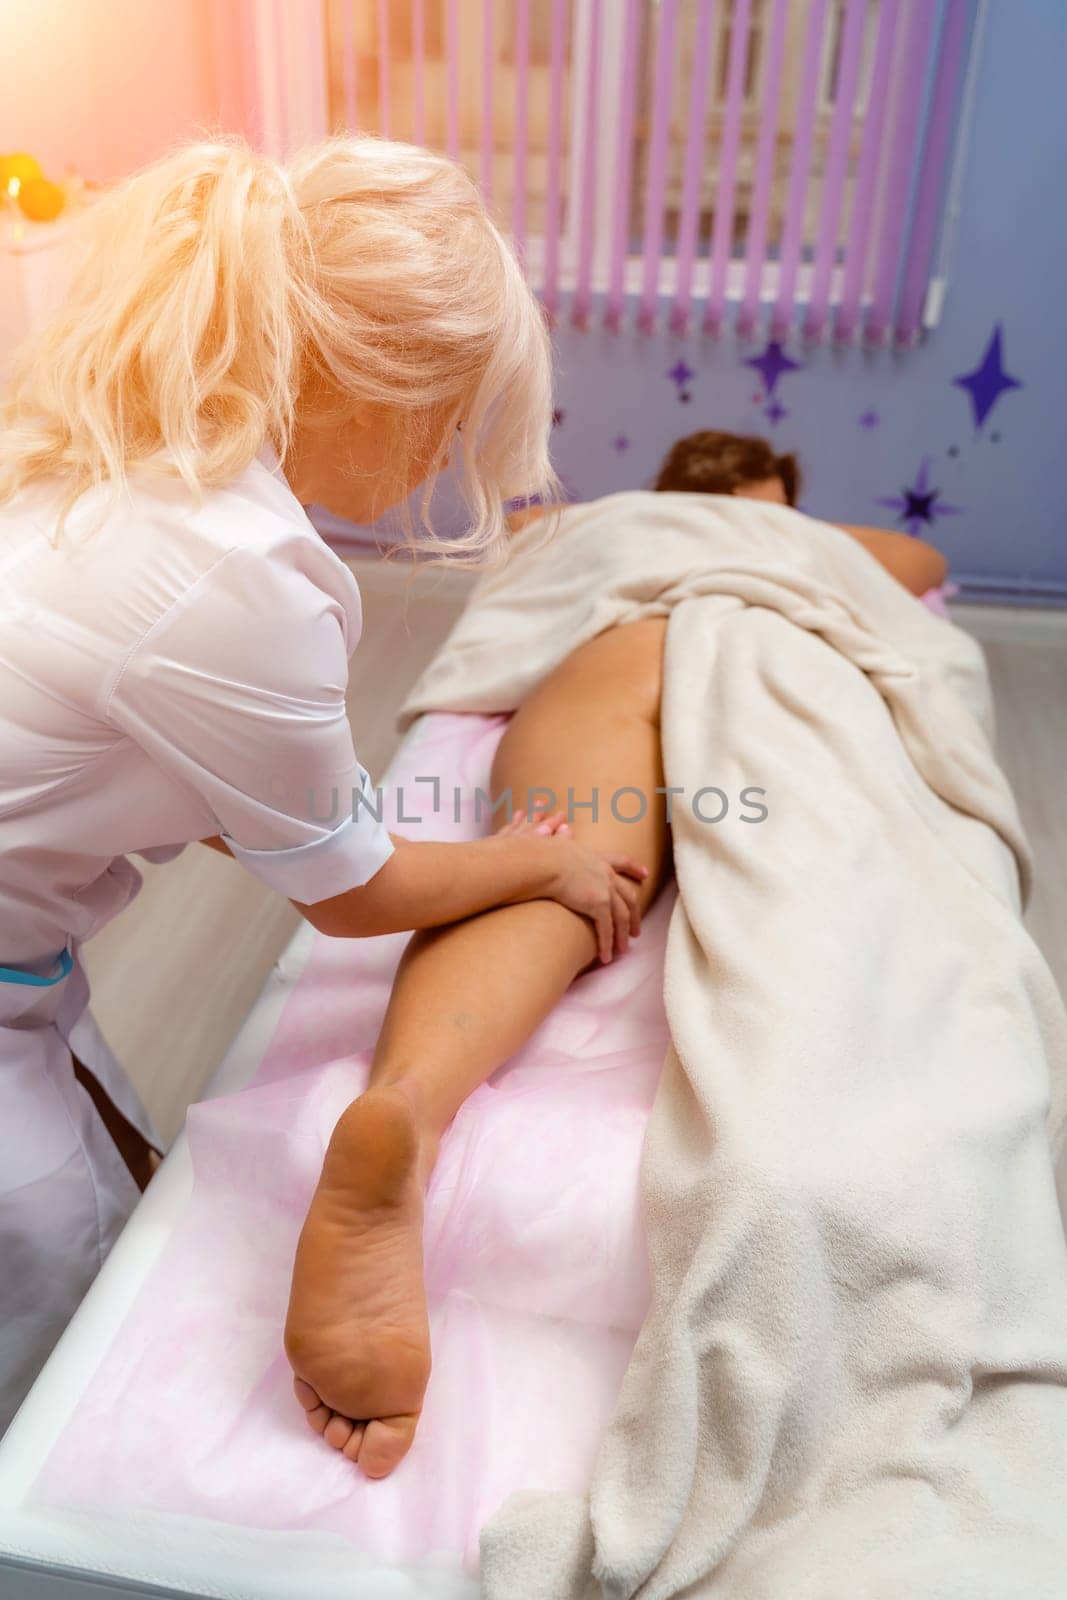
[3,569,1065,1599]
[0,711,668,1599]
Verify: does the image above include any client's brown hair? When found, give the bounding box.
[653,430,800,505]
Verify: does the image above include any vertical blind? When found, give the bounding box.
[324,0,975,345]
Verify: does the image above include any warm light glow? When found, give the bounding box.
[7,177,20,198]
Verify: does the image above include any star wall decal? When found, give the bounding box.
[874,458,964,537]
[764,399,788,424]
[858,409,880,430]
[612,433,631,452]
[952,325,1022,430]
[744,340,802,399]
[666,360,695,402]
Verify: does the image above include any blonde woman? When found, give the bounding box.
[0,138,647,1439]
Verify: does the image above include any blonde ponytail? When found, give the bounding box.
[0,135,556,559]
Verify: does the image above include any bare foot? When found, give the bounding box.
[284,1085,433,1478]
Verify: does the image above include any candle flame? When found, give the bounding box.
[6,177,20,198]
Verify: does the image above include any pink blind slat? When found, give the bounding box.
[835,0,901,342]
[376,0,391,138]
[738,0,789,338]
[542,0,569,320]
[340,0,358,129]
[770,0,830,341]
[705,0,752,334]
[804,0,869,342]
[573,0,604,327]
[605,0,642,330]
[446,0,460,158]
[412,0,426,146]
[672,0,716,334]
[639,0,681,330]
[895,0,970,343]
[865,0,939,344]
[481,0,494,201]
[267,0,289,154]
[304,0,328,143]
[512,0,531,259]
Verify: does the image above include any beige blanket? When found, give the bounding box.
[400,493,1067,1600]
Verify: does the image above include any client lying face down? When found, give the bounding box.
[284,432,951,1477]
[653,428,948,596]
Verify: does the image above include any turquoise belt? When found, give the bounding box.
[0,949,74,987]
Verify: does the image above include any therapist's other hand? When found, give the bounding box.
[497,806,572,839]
[538,835,647,963]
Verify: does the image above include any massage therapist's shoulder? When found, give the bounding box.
[136,449,362,647]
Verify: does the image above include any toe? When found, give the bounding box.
[293,1377,322,1412]
[342,1424,366,1462]
[323,1413,355,1451]
[358,1413,419,1479]
[305,1403,332,1435]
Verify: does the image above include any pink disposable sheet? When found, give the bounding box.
[33,713,673,1573]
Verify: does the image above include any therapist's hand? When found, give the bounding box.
[534,835,647,963]
[295,831,648,959]
[492,808,646,958]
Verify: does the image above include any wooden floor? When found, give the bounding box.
[84,585,1067,1146]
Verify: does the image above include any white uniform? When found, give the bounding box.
[0,449,394,1430]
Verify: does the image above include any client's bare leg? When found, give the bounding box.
[285,619,669,1476]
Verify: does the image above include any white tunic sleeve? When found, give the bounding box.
[105,541,395,904]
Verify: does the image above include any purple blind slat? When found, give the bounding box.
[605,0,642,329]
[804,0,868,341]
[481,0,494,202]
[412,0,426,146]
[865,0,939,344]
[446,0,460,159]
[512,0,531,259]
[705,0,752,333]
[639,0,681,330]
[376,0,391,138]
[835,0,900,342]
[340,0,358,130]
[573,0,604,327]
[895,0,970,343]
[337,0,965,341]
[543,0,568,320]
[672,0,716,334]
[738,0,789,338]
[771,0,830,341]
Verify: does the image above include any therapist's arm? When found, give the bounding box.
[294,832,648,964]
[201,828,647,963]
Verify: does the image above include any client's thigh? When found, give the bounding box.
[368,618,670,1118]
[490,616,670,904]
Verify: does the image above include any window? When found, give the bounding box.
[309,0,980,344]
